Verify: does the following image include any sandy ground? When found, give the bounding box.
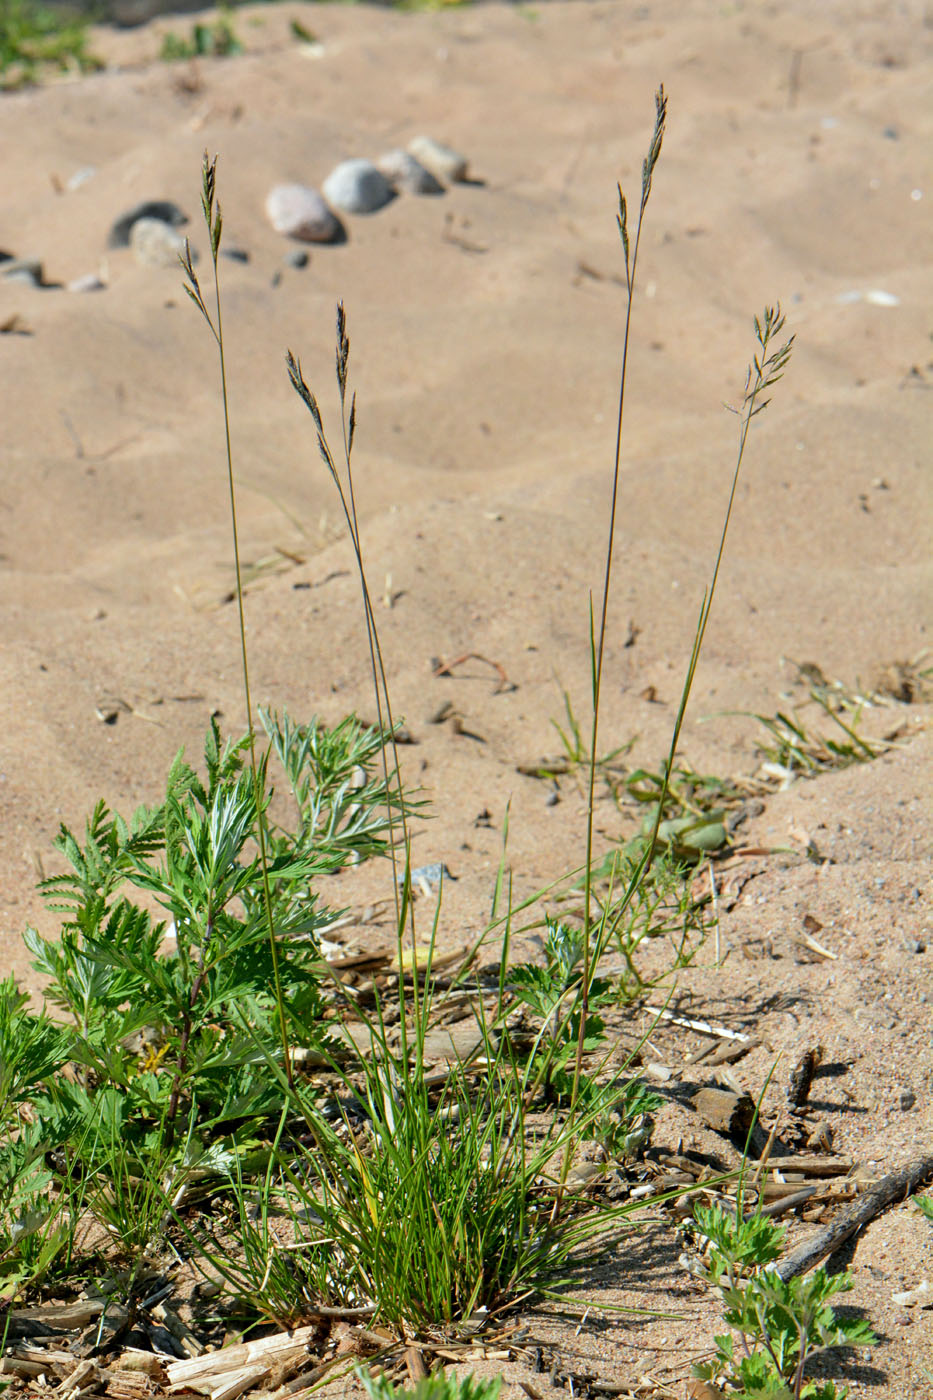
[0,0,931,1395]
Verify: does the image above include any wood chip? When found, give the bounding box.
[692,1086,757,1138]
[787,1045,823,1107]
[686,1037,760,1067]
[166,1327,320,1389]
[58,1360,99,1395]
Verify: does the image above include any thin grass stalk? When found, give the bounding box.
[181,154,292,1087]
[564,141,792,1210]
[286,323,421,1064]
[559,88,667,1199]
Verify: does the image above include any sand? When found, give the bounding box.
[0,1,931,1394]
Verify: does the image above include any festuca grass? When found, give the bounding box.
[0,85,880,1400]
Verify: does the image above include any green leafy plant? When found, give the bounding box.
[508,918,613,1099]
[358,1371,501,1400]
[25,711,404,1159]
[689,1204,876,1398]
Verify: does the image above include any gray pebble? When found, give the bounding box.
[899,1090,916,1110]
[129,217,189,269]
[221,246,250,264]
[283,248,309,269]
[108,199,188,248]
[407,135,469,184]
[1,257,44,287]
[265,183,343,243]
[376,149,444,196]
[399,862,456,896]
[321,159,394,215]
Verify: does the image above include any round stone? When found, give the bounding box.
[407,136,469,184]
[376,149,444,196]
[108,200,188,248]
[1,257,44,287]
[265,184,343,243]
[321,159,395,215]
[130,217,189,268]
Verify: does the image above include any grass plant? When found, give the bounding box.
[0,0,100,87]
[748,683,895,784]
[160,7,242,62]
[0,83,864,1400]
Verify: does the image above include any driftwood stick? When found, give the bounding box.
[775,1152,933,1280]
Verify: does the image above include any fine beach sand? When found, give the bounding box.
[0,1,931,1394]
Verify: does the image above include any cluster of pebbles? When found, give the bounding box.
[0,137,471,293]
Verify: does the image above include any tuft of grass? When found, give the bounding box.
[0,0,101,87]
[0,87,821,1378]
[749,683,894,785]
[160,7,242,62]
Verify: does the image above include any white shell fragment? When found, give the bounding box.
[892,1280,932,1307]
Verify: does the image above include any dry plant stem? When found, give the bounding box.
[774,1151,933,1281]
[182,154,292,1087]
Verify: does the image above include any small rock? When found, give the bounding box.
[321,158,394,214]
[265,183,343,243]
[283,248,309,269]
[68,272,107,293]
[1,257,44,287]
[899,1089,917,1110]
[108,200,188,248]
[407,135,469,183]
[398,862,455,897]
[129,218,189,269]
[220,246,250,264]
[376,149,444,195]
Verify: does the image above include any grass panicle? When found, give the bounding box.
[182,153,291,1088]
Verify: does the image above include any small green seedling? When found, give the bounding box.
[358,1370,501,1400]
[689,1204,876,1399]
